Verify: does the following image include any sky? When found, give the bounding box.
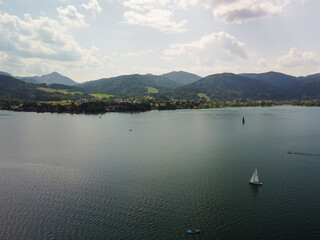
[0,0,320,83]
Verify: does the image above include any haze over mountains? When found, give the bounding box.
[161,71,202,85]
[1,70,320,101]
[18,72,78,86]
[0,71,78,86]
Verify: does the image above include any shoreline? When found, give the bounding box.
[1,99,319,114]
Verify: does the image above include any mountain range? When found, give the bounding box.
[174,73,291,100]
[18,72,78,86]
[0,75,67,101]
[1,70,320,101]
[80,74,182,96]
[0,71,78,86]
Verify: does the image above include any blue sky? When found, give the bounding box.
[0,0,319,82]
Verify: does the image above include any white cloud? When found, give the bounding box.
[120,0,291,25]
[248,48,320,76]
[0,52,24,71]
[124,49,153,57]
[123,9,187,32]
[278,47,320,67]
[258,58,269,67]
[192,0,285,23]
[164,32,248,66]
[0,12,102,77]
[82,0,103,16]
[57,5,88,28]
[123,0,171,10]
[122,0,188,32]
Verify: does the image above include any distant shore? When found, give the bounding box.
[1,99,320,114]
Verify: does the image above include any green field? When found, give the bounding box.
[198,93,210,101]
[39,100,74,105]
[146,87,159,94]
[38,87,82,95]
[90,93,114,98]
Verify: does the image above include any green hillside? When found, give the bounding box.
[240,71,300,91]
[299,75,320,97]
[174,73,288,100]
[161,71,201,85]
[242,72,320,97]
[2,70,320,103]
[19,72,77,86]
[79,74,182,97]
[0,75,86,102]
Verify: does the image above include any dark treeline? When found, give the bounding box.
[0,101,151,114]
[1,99,320,114]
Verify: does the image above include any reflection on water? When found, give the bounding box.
[0,107,320,239]
[250,185,260,196]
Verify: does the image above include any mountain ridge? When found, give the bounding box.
[2,70,320,101]
[26,72,78,86]
[161,71,201,85]
[79,74,182,96]
[174,73,290,100]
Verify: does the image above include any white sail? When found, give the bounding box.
[254,169,259,183]
[250,172,255,183]
[250,169,260,184]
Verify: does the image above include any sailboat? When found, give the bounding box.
[249,169,263,186]
[187,229,201,234]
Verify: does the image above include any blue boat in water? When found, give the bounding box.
[187,229,201,234]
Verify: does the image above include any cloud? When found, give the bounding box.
[164,32,248,66]
[0,12,102,77]
[124,49,153,57]
[248,47,320,76]
[122,0,188,32]
[123,0,171,10]
[57,5,88,28]
[82,0,103,16]
[193,0,285,23]
[258,58,269,67]
[123,9,187,32]
[0,52,24,70]
[120,0,291,25]
[278,47,320,67]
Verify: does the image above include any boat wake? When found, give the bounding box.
[287,151,320,157]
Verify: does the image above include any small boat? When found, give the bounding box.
[249,169,263,186]
[242,117,245,125]
[187,229,201,234]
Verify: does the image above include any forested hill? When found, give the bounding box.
[2,69,320,101]
[239,72,300,91]
[241,71,320,97]
[0,75,49,101]
[174,73,290,100]
[161,71,201,85]
[79,74,182,96]
[18,72,78,86]
[0,75,86,102]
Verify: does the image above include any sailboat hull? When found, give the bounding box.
[249,182,263,186]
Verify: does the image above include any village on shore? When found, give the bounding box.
[1,98,320,114]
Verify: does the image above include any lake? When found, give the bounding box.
[0,106,320,240]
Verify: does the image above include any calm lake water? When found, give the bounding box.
[0,107,320,240]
